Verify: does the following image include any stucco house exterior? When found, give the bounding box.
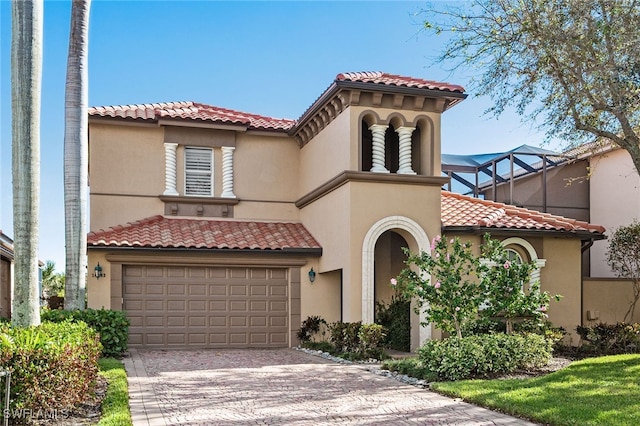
[87,71,605,350]
[461,141,640,323]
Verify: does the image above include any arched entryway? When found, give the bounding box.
[374,230,411,351]
[362,216,431,348]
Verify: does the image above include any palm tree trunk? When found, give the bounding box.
[11,0,43,327]
[64,0,91,310]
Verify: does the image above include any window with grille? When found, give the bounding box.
[184,147,213,196]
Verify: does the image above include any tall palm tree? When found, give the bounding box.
[11,0,43,327]
[64,0,91,310]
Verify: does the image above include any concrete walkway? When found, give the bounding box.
[124,348,539,426]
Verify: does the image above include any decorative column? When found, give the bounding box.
[221,146,236,198]
[163,143,179,196]
[396,126,416,175]
[369,124,389,173]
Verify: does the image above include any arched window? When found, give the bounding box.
[505,247,524,264]
[501,238,546,288]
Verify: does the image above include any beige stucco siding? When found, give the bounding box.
[89,124,165,231]
[87,251,111,309]
[90,195,163,232]
[583,278,640,324]
[590,149,640,277]
[540,238,582,343]
[299,111,352,196]
[90,124,165,195]
[233,133,300,203]
[299,185,351,274]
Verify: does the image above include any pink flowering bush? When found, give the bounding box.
[397,234,561,339]
[398,235,483,338]
[480,236,561,334]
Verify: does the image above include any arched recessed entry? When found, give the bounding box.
[374,230,409,309]
[362,216,431,344]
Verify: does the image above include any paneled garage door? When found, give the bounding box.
[123,265,289,348]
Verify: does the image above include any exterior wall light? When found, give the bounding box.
[308,268,316,283]
[93,263,106,279]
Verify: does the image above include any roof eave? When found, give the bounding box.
[442,226,606,240]
[87,246,323,256]
[290,80,467,137]
[335,80,467,104]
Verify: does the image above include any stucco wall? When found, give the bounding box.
[583,278,640,324]
[590,149,640,277]
[540,238,583,344]
[299,112,352,196]
[89,124,166,230]
[233,132,300,217]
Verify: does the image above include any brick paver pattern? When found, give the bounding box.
[136,349,538,426]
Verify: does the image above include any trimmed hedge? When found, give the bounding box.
[41,308,130,357]
[0,321,102,412]
[418,333,553,381]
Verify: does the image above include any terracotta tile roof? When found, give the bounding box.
[87,216,321,251]
[89,101,295,131]
[441,191,605,235]
[336,71,465,93]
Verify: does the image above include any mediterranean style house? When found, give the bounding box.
[460,141,640,323]
[87,71,605,350]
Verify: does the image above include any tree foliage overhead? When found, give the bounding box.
[423,0,640,174]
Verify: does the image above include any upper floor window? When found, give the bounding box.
[185,147,213,196]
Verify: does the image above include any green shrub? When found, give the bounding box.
[381,357,437,381]
[328,321,362,354]
[0,321,102,413]
[301,340,335,353]
[296,316,327,343]
[375,297,411,352]
[576,322,640,355]
[42,308,130,357]
[418,333,553,381]
[358,323,387,359]
[328,321,388,360]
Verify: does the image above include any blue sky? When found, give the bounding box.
[0,1,559,271]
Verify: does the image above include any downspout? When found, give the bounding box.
[580,239,595,328]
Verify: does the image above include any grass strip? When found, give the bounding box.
[431,354,640,426]
[97,358,132,426]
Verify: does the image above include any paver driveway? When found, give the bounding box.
[124,348,538,426]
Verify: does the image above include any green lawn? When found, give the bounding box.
[97,358,132,426]
[431,354,640,426]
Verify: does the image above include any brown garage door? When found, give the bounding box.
[123,265,288,348]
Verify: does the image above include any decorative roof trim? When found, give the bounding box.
[290,73,467,146]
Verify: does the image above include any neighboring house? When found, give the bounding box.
[452,141,640,323]
[0,231,13,319]
[87,71,605,350]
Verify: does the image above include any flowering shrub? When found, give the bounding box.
[398,235,483,338]
[398,234,560,338]
[480,236,560,333]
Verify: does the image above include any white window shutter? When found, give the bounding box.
[185,147,213,196]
